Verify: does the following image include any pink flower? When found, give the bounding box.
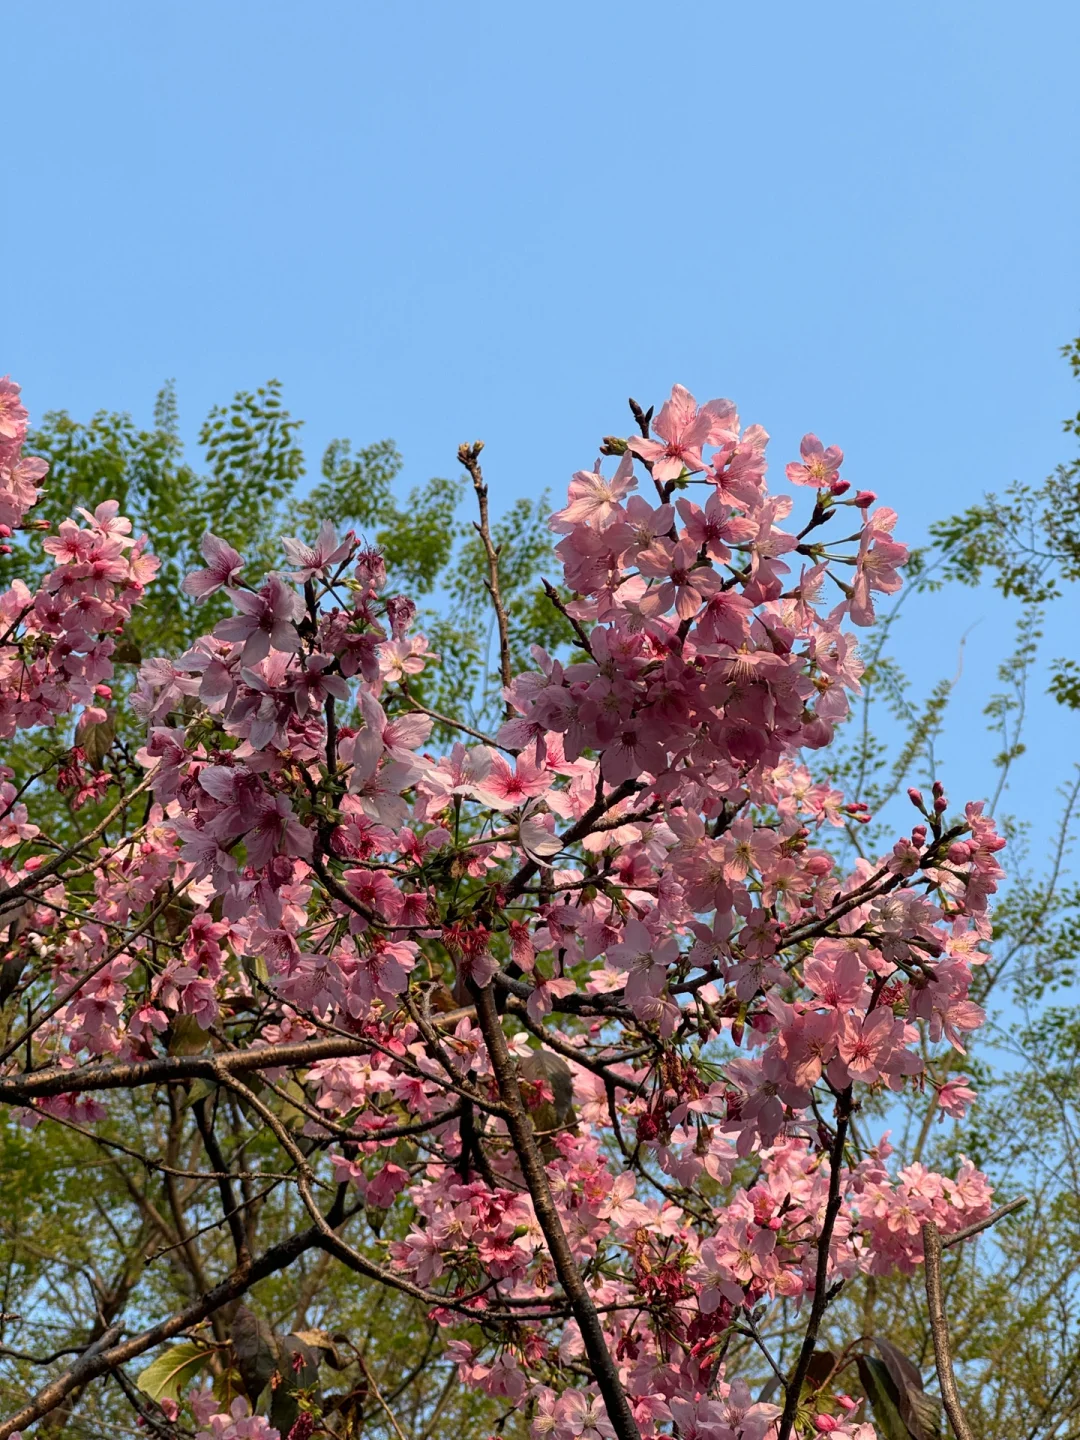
[281,520,355,581]
[0,379,27,439]
[551,452,636,531]
[637,537,722,620]
[849,507,907,626]
[526,974,577,1023]
[183,532,245,599]
[834,1007,903,1085]
[785,433,844,489]
[554,1390,615,1440]
[215,574,304,662]
[803,950,868,1011]
[936,1074,977,1119]
[627,384,737,482]
[472,751,552,811]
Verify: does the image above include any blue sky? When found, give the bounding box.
[5,0,1080,837]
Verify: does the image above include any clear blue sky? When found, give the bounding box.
[5,0,1080,831]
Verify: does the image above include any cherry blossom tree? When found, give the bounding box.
[0,374,1019,1440]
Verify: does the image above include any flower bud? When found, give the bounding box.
[853,489,876,507]
[829,478,849,495]
[911,825,927,845]
[907,787,925,810]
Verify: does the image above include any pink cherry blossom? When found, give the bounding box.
[627,384,737,482]
[183,532,246,599]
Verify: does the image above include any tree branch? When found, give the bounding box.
[469,979,641,1440]
[922,1219,975,1440]
[459,440,514,718]
[777,1089,852,1440]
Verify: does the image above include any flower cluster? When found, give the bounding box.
[0,378,158,740]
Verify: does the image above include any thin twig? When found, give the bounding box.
[357,1350,410,1440]
[458,440,514,718]
[942,1195,1028,1248]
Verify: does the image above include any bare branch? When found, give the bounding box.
[458,440,514,717]
[922,1219,975,1440]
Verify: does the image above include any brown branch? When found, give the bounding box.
[501,776,641,905]
[401,696,503,748]
[777,1089,853,1440]
[922,1219,975,1440]
[942,1195,1028,1248]
[192,1093,250,1267]
[210,1068,487,1317]
[357,1350,410,1440]
[0,1033,378,1101]
[469,979,641,1440]
[542,578,594,656]
[459,440,514,718]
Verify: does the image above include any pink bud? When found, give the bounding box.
[907,787,924,809]
[947,841,971,863]
[94,684,112,699]
[815,1417,840,1433]
[0,525,11,538]
[911,825,927,845]
[854,489,876,507]
[829,478,849,495]
[934,795,948,813]
[0,545,11,555]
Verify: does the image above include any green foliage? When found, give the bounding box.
[928,339,1080,613]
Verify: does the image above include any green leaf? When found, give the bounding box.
[212,1365,245,1409]
[81,708,117,770]
[136,1341,215,1401]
